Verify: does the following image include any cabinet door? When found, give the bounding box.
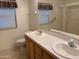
[29,40,35,59]
[25,36,35,59]
[25,36,30,58]
[35,45,42,59]
[43,52,56,59]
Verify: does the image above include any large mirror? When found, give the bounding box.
[38,0,79,35]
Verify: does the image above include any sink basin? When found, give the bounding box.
[53,42,79,59]
[30,31,45,38]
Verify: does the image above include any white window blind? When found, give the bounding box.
[38,10,50,24]
[0,8,17,30]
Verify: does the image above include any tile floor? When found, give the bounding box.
[0,46,28,59]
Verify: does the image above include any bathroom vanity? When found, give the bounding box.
[25,30,79,59]
[25,31,59,59]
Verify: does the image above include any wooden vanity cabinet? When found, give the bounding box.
[25,35,58,59]
[35,45,43,59]
[42,51,56,59]
[35,45,54,59]
[25,36,35,59]
[29,39,35,59]
[25,36,30,58]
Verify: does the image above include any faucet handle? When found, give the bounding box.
[70,39,74,41]
[68,39,76,47]
[70,39,74,42]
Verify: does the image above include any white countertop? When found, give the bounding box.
[25,31,79,59]
[25,31,68,59]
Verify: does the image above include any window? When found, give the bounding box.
[0,8,17,30]
[38,10,50,24]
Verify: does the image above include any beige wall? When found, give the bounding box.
[65,0,79,4]
[66,7,79,35]
[62,0,79,35]
[38,0,52,3]
[48,0,65,30]
[28,0,38,30]
[0,0,29,51]
[52,0,79,35]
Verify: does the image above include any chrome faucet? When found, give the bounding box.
[37,30,42,35]
[68,39,76,48]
